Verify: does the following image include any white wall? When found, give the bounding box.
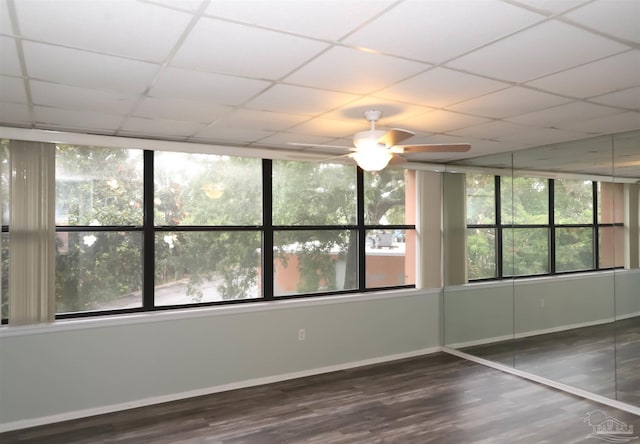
[444,270,640,347]
[0,289,441,431]
[444,281,514,347]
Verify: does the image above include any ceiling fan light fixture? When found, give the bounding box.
[352,147,393,171]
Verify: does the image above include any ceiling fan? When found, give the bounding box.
[290,110,471,171]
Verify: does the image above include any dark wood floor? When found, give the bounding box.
[2,353,638,443]
[461,317,640,405]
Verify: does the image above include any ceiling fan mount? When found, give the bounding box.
[290,109,471,171]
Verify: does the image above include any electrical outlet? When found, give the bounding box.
[540,298,545,308]
[298,328,306,341]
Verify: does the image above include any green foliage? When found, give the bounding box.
[467,174,597,279]
[2,145,410,313]
[55,145,144,312]
[365,169,406,224]
[466,228,496,279]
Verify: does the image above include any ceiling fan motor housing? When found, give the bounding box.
[354,129,388,149]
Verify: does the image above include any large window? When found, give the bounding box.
[55,145,144,313]
[1,142,416,321]
[466,174,624,280]
[154,152,262,305]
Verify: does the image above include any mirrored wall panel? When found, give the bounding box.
[443,129,640,408]
[443,153,515,367]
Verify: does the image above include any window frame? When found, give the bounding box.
[46,150,415,320]
[467,175,624,282]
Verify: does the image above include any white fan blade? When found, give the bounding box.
[378,129,414,147]
[398,143,471,153]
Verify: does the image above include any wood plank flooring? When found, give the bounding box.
[461,317,640,406]
[2,353,638,443]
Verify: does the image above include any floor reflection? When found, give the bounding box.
[460,317,640,406]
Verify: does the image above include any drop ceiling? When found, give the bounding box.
[0,0,638,165]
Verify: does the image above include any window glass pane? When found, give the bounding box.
[273,161,355,225]
[55,145,143,226]
[56,231,142,313]
[503,228,549,276]
[1,233,7,320]
[599,226,624,269]
[598,182,624,224]
[467,228,496,279]
[466,174,495,225]
[502,176,548,225]
[366,228,415,287]
[273,230,356,296]
[155,231,261,305]
[556,227,594,272]
[554,179,593,224]
[365,169,414,225]
[155,152,262,226]
[1,139,9,226]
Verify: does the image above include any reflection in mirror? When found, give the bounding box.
[442,153,515,367]
[442,130,640,409]
[510,135,616,398]
[614,131,640,406]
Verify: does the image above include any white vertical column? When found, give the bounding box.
[442,172,467,286]
[415,170,442,289]
[8,140,55,324]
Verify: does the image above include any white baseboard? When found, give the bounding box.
[446,316,624,349]
[0,346,442,433]
[446,334,514,350]
[513,317,614,339]
[615,311,640,321]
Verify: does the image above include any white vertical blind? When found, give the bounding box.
[8,140,55,324]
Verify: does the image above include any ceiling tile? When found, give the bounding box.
[172,17,328,80]
[497,127,591,146]
[149,67,270,105]
[258,132,336,149]
[564,0,640,44]
[589,86,640,110]
[192,125,274,143]
[30,81,137,114]
[246,84,359,116]
[556,111,640,134]
[0,37,22,76]
[321,98,434,125]
[15,0,193,62]
[120,117,206,138]
[205,0,393,41]
[527,51,640,98]
[393,110,491,134]
[145,0,205,13]
[448,86,570,118]
[23,42,159,94]
[287,117,366,139]
[134,97,231,123]
[449,121,531,139]
[33,106,123,133]
[447,20,630,82]
[377,67,509,108]
[0,102,30,126]
[507,0,591,15]
[344,0,544,63]
[0,75,27,103]
[285,46,429,94]
[220,109,308,131]
[507,101,623,127]
[0,1,11,34]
